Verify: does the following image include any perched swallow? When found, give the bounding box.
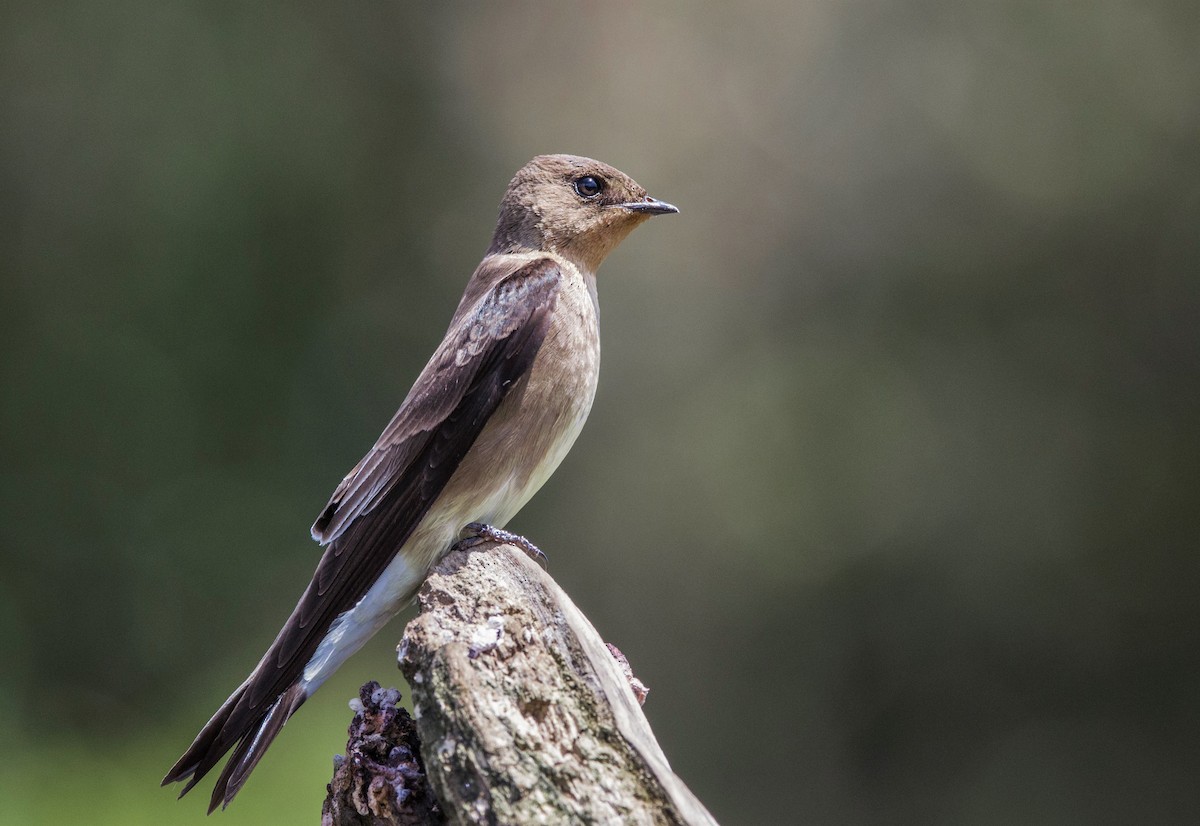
[162,154,677,811]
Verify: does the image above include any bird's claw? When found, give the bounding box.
[457,522,548,567]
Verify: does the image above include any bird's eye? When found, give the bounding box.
[573,176,604,198]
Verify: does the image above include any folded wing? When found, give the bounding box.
[163,257,562,811]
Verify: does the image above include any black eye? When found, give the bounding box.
[573,175,604,198]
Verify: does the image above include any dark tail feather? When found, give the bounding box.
[161,678,251,796]
[208,682,306,812]
[161,679,307,812]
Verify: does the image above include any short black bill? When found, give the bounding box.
[619,196,679,215]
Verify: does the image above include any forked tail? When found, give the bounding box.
[162,680,307,813]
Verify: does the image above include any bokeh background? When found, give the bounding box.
[3,2,1199,824]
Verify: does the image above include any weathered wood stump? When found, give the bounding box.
[324,543,718,825]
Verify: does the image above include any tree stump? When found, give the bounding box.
[325,543,719,826]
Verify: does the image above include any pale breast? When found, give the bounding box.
[430,259,600,538]
[512,269,601,501]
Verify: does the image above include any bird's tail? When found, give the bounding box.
[162,679,307,813]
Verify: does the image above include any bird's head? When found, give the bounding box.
[490,154,678,272]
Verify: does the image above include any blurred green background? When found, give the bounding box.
[3,2,1199,824]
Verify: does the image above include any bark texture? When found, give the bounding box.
[402,543,718,825]
[326,543,718,825]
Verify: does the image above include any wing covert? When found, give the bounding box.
[311,258,562,545]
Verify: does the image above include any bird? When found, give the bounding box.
[162,154,678,811]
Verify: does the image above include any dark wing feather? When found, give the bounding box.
[163,257,562,810]
[311,258,559,544]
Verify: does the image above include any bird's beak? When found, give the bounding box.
[618,195,679,215]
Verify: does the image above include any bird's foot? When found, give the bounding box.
[457,522,548,567]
